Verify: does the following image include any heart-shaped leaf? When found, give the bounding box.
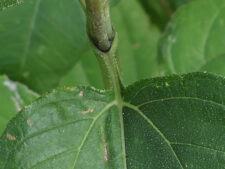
[1,72,225,168]
[122,72,225,168]
[0,87,126,168]
[0,0,88,93]
[0,75,38,135]
[159,0,225,76]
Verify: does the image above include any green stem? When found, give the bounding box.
[92,31,127,169]
[93,32,122,96]
[85,0,114,52]
[82,1,126,168]
[83,0,122,92]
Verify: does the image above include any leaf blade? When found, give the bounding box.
[0,87,125,169]
[0,0,88,93]
[122,72,225,168]
[159,0,225,76]
[2,73,225,168]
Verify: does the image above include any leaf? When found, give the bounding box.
[122,72,225,168]
[0,87,126,168]
[159,0,225,76]
[60,0,161,88]
[0,0,22,10]
[111,0,161,85]
[0,0,88,93]
[0,75,38,135]
[1,72,225,168]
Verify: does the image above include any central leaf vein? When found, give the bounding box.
[70,101,116,169]
[123,102,185,169]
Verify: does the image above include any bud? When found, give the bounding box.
[85,0,114,52]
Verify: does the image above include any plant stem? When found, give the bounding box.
[90,28,126,169]
[84,0,122,92]
[92,32,122,96]
[85,0,114,52]
[82,1,126,168]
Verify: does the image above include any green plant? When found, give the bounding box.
[1,0,225,168]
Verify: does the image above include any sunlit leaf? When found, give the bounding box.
[1,72,225,168]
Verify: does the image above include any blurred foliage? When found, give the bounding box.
[0,0,22,10]
[159,0,225,76]
[0,75,38,135]
[138,0,197,30]
[0,0,88,93]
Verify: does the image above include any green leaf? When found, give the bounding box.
[0,0,22,10]
[111,0,161,85]
[122,72,225,168]
[0,0,87,93]
[0,87,126,168]
[1,72,225,168]
[60,0,161,88]
[0,75,38,135]
[159,0,225,76]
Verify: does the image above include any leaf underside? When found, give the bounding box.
[1,72,225,169]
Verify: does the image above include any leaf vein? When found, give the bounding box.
[170,142,225,155]
[137,96,225,109]
[70,101,116,169]
[28,148,77,169]
[123,102,185,169]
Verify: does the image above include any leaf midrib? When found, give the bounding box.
[123,102,185,169]
[122,93,225,169]
[17,101,117,169]
[70,101,117,169]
